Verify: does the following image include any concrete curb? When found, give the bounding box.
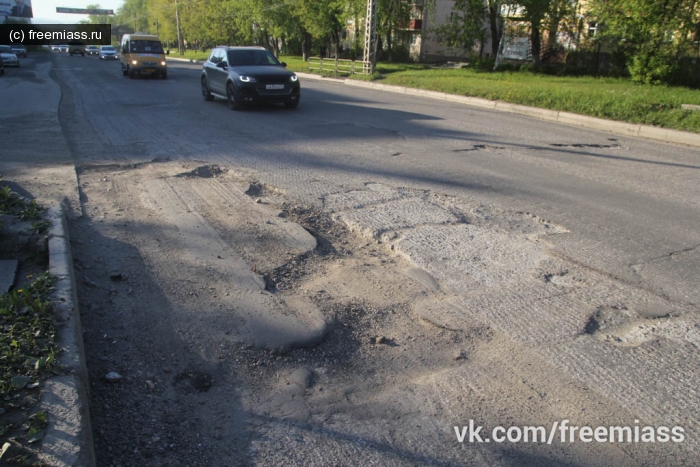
[38,205,96,467]
[302,72,700,148]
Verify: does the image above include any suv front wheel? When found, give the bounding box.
[226,82,243,111]
[201,77,213,101]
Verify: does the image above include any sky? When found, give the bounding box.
[31,0,124,24]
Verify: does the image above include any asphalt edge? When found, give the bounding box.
[338,78,700,148]
[38,205,96,467]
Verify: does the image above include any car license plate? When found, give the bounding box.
[266,84,284,90]
[145,69,155,73]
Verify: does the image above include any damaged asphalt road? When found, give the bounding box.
[3,53,699,466]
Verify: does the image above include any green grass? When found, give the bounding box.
[169,49,211,61]
[0,187,54,462]
[373,68,700,132]
[0,273,58,400]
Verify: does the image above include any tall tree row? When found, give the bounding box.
[93,0,700,85]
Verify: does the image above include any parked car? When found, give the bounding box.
[99,45,118,60]
[59,45,69,53]
[200,46,300,110]
[69,41,85,56]
[0,57,4,76]
[10,44,26,58]
[0,45,19,67]
[86,45,99,55]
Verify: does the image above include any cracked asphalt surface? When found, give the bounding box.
[1,52,699,466]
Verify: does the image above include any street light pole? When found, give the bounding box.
[362,0,377,74]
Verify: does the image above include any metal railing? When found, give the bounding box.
[307,57,371,77]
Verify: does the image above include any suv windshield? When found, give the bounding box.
[130,40,164,54]
[227,49,279,66]
[101,46,115,51]
[0,46,12,53]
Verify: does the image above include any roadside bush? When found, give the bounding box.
[389,45,413,63]
[469,56,496,71]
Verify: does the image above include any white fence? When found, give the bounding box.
[307,57,371,77]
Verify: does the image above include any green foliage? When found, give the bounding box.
[0,187,46,220]
[0,186,22,212]
[0,272,58,400]
[591,0,698,85]
[431,0,487,56]
[389,44,412,63]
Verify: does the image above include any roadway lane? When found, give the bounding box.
[55,52,699,305]
[48,51,700,466]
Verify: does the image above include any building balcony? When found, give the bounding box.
[398,19,422,31]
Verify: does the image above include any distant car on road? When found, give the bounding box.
[99,45,118,60]
[51,45,60,51]
[59,45,69,53]
[200,46,300,110]
[10,44,26,58]
[0,45,19,67]
[86,45,99,55]
[69,41,85,56]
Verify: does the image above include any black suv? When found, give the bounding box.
[68,41,85,56]
[200,46,300,110]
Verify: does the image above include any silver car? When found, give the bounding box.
[99,45,118,60]
[10,44,26,58]
[0,45,19,67]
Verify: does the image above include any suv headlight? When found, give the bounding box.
[290,74,298,82]
[132,60,138,65]
[161,61,166,66]
[239,75,256,83]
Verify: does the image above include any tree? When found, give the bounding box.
[83,4,112,24]
[291,0,345,57]
[432,0,489,57]
[487,0,503,57]
[377,0,412,61]
[516,0,551,63]
[591,0,699,83]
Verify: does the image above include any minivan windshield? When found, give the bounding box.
[227,49,280,66]
[130,40,164,54]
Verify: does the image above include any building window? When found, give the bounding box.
[588,21,597,37]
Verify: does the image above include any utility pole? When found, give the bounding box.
[362,0,377,74]
[175,0,183,55]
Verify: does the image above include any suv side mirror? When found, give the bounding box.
[216,61,228,69]
[281,62,287,68]
[166,50,170,55]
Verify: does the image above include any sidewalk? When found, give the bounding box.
[0,52,95,467]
